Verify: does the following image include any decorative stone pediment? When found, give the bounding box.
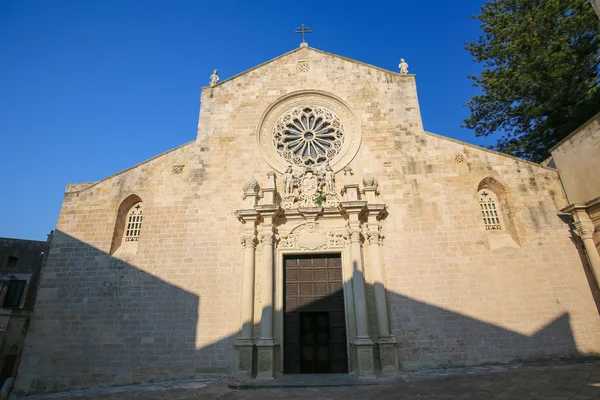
[278,222,348,250]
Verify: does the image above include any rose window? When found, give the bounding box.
[273,106,345,167]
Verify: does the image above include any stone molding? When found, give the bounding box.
[277,222,348,251]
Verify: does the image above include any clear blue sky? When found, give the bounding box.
[0,0,491,240]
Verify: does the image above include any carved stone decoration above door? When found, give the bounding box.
[278,222,348,251]
[281,165,341,210]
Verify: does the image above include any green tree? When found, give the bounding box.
[465,0,600,162]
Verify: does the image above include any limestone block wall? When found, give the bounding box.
[367,132,600,369]
[550,112,600,205]
[15,46,600,393]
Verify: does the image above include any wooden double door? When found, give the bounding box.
[283,254,348,374]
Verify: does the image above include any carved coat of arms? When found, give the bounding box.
[281,163,340,209]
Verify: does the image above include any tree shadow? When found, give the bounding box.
[12,230,595,395]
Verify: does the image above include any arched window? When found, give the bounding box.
[124,203,143,242]
[476,177,521,249]
[110,195,143,255]
[478,190,502,231]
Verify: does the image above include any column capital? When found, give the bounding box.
[240,235,257,248]
[259,232,274,246]
[348,228,362,244]
[365,230,382,245]
[575,221,596,240]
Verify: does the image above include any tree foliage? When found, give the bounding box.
[465,0,600,162]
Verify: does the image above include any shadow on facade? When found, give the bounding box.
[13,230,596,395]
[561,215,600,314]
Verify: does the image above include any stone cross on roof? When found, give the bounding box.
[294,24,312,45]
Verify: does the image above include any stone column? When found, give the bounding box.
[341,194,375,378]
[565,206,600,288]
[576,218,600,286]
[234,183,260,379]
[234,232,257,378]
[366,204,398,376]
[255,205,279,380]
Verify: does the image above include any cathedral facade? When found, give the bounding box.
[14,45,600,393]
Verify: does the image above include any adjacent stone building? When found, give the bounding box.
[0,234,51,389]
[14,45,600,394]
[547,112,600,304]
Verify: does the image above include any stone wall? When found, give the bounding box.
[15,46,600,393]
[0,236,51,389]
[550,112,600,205]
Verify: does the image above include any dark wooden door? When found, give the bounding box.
[284,254,348,374]
[300,312,330,373]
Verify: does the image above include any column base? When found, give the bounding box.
[377,336,399,376]
[352,337,375,378]
[255,339,277,381]
[234,339,254,379]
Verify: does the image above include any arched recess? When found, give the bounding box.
[109,194,143,255]
[477,177,521,249]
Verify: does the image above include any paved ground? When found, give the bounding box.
[23,361,600,400]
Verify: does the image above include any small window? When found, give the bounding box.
[3,280,26,308]
[124,202,143,242]
[479,190,502,231]
[5,256,18,270]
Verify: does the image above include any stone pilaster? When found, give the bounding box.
[255,204,279,380]
[365,204,398,376]
[233,209,259,379]
[341,196,375,378]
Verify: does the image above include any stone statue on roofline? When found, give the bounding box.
[209,69,219,87]
[399,58,409,74]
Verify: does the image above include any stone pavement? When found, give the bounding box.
[20,361,600,400]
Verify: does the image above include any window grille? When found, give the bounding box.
[124,203,143,242]
[479,191,502,231]
[3,280,26,308]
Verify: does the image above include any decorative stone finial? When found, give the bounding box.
[243,177,259,194]
[398,58,409,74]
[363,173,378,190]
[209,69,219,87]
